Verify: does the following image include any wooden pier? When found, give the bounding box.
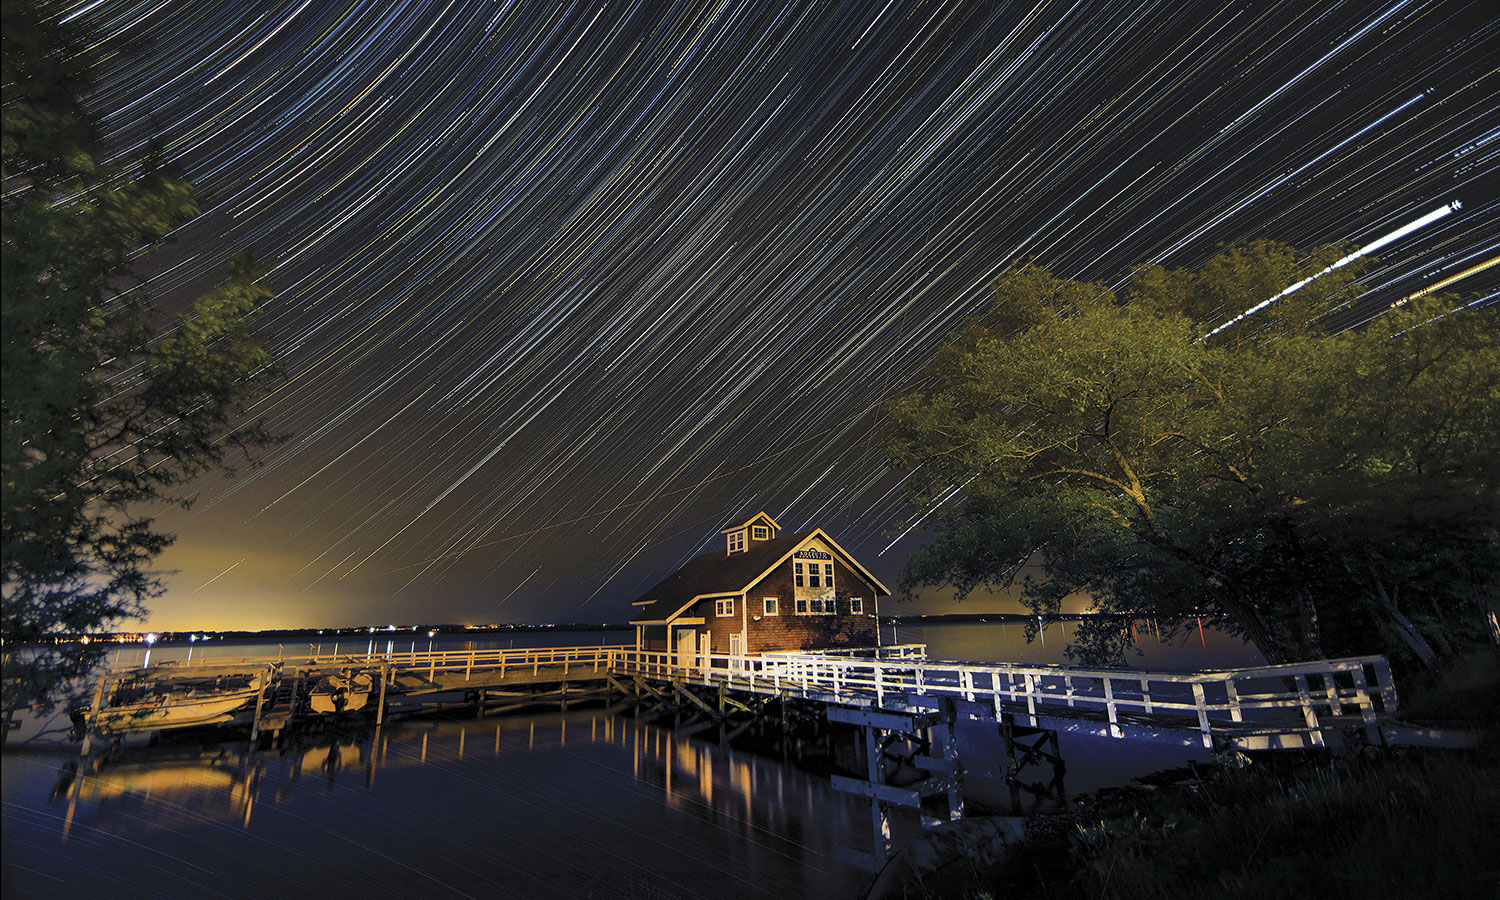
[80,642,1408,753]
[75,641,1428,871]
[78,644,634,748]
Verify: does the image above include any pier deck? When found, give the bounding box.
[81,643,1405,752]
[610,646,1402,752]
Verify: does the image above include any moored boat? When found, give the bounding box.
[309,667,375,714]
[90,663,281,734]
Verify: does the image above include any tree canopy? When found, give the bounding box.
[884,242,1498,668]
[2,1,279,715]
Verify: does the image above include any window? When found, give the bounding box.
[716,597,734,617]
[849,598,863,615]
[796,595,834,615]
[727,530,746,553]
[752,525,769,540]
[794,561,835,589]
[763,597,778,616]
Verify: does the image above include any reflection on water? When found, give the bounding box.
[3,710,877,899]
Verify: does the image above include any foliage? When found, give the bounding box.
[2,1,279,715]
[884,243,1498,666]
[1065,750,1500,900]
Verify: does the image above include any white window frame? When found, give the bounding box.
[715,597,734,617]
[752,525,769,540]
[795,594,834,615]
[849,597,863,615]
[727,530,746,553]
[794,560,833,589]
[763,596,778,616]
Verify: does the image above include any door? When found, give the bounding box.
[729,632,744,671]
[675,628,697,669]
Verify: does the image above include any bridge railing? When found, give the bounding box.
[608,648,1396,748]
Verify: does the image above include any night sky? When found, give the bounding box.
[69,0,1497,630]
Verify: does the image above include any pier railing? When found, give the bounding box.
[120,645,635,683]
[611,648,1398,749]
[102,642,1397,749]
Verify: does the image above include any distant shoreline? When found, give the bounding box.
[33,611,1191,646]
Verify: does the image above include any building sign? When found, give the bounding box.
[794,549,832,560]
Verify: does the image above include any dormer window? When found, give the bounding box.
[722,512,780,548]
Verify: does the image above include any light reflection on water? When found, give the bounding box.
[3,710,879,899]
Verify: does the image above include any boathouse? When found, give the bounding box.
[629,512,888,662]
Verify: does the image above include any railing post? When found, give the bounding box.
[1224,678,1243,723]
[1023,673,1037,726]
[1103,676,1121,738]
[1371,658,1398,713]
[1139,677,1152,715]
[1191,683,1211,748]
[1349,663,1380,741]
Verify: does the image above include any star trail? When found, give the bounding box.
[64,0,1497,629]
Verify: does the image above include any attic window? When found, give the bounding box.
[728,530,746,553]
[794,561,834,590]
[752,525,769,540]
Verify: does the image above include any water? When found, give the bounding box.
[3,711,882,899]
[886,617,1263,671]
[2,622,1261,897]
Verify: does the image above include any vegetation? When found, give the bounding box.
[1012,745,1500,900]
[883,244,1499,669]
[2,1,279,715]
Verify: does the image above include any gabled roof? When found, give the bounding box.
[720,510,780,534]
[630,529,889,625]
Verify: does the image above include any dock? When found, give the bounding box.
[76,642,1434,870]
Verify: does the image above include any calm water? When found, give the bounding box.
[3,622,1260,898]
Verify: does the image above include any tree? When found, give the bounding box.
[2,1,279,717]
[883,243,1498,668]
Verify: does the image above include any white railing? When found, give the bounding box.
[108,643,1397,749]
[609,648,1397,749]
[117,645,635,684]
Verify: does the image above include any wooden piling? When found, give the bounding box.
[376,661,390,726]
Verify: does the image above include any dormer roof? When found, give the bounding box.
[720,511,780,535]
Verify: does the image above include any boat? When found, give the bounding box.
[309,667,376,714]
[91,663,281,734]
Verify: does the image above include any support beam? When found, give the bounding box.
[673,681,721,719]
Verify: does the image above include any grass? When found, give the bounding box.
[963,650,1500,900]
[1060,750,1499,900]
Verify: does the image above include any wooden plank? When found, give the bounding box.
[830,774,920,807]
[827,705,941,731]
